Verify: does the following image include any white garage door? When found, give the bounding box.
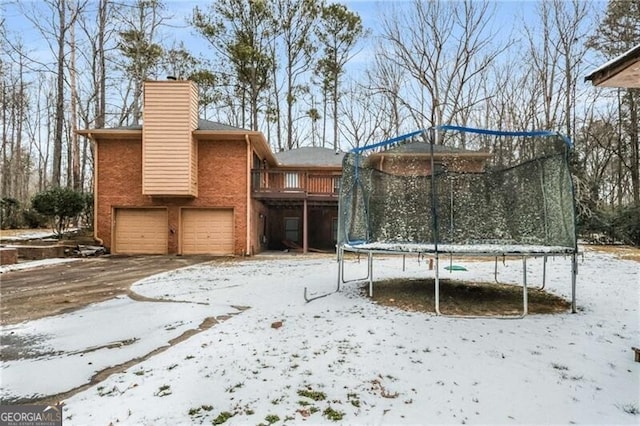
[114,208,167,254]
[182,209,234,255]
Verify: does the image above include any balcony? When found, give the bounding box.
[252,170,340,201]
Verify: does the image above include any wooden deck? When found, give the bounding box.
[252,170,340,201]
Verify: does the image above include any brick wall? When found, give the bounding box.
[96,137,250,255]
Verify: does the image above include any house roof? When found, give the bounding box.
[275,147,345,167]
[585,44,640,88]
[109,119,245,131]
[77,119,278,165]
[376,141,492,158]
[197,120,245,131]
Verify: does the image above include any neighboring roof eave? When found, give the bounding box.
[377,152,493,159]
[276,164,342,170]
[585,44,640,88]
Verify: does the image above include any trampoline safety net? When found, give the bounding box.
[337,126,577,252]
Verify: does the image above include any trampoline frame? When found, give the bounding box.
[328,125,579,317]
[336,244,578,318]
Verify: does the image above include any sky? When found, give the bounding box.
[1,246,638,424]
[1,0,608,72]
[0,0,611,146]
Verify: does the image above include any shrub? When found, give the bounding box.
[612,204,640,246]
[80,192,94,230]
[22,209,48,229]
[31,187,85,238]
[578,203,640,246]
[0,197,21,229]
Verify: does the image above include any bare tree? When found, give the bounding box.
[0,34,32,202]
[588,0,640,205]
[192,0,274,131]
[365,52,409,138]
[273,0,321,149]
[338,82,388,150]
[115,0,166,126]
[377,0,505,136]
[316,3,364,150]
[522,0,590,139]
[68,2,81,191]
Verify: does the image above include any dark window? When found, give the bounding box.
[284,217,299,243]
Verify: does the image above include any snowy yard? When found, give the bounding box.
[1,247,638,424]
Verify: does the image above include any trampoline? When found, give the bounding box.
[331,125,579,318]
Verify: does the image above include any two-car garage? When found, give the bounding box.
[113,208,234,255]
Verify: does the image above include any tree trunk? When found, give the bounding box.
[52,0,67,188]
[70,15,81,191]
[332,77,338,151]
[1,80,9,198]
[96,0,107,129]
[629,91,639,205]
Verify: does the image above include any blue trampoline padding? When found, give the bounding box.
[349,126,572,154]
[351,129,426,153]
[436,125,573,147]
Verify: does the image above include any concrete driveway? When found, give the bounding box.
[1,255,218,326]
[0,254,245,404]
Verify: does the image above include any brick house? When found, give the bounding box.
[364,141,492,176]
[253,147,343,252]
[78,80,342,255]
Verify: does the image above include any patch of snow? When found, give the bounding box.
[1,230,59,241]
[1,296,234,402]
[0,258,80,274]
[345,241,575,254]
[2,248,638,424]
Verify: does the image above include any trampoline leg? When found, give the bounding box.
[368,251,374,297]
[435,254,441,315]
[522,257,528,317]
[540,255,547,290]
[337,246,343,291]
[305,247,343,303]
[571,252,578,313]
[340,249,371,284]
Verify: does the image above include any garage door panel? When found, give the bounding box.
[115,208,167,254]
[182,209,233,255]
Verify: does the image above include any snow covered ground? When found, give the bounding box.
[1,247,638,425]
[0,229,60,241]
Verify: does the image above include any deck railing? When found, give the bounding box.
[252,170,340,197]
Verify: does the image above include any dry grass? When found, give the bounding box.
[367,278,570,316]
[586,245,640,263]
